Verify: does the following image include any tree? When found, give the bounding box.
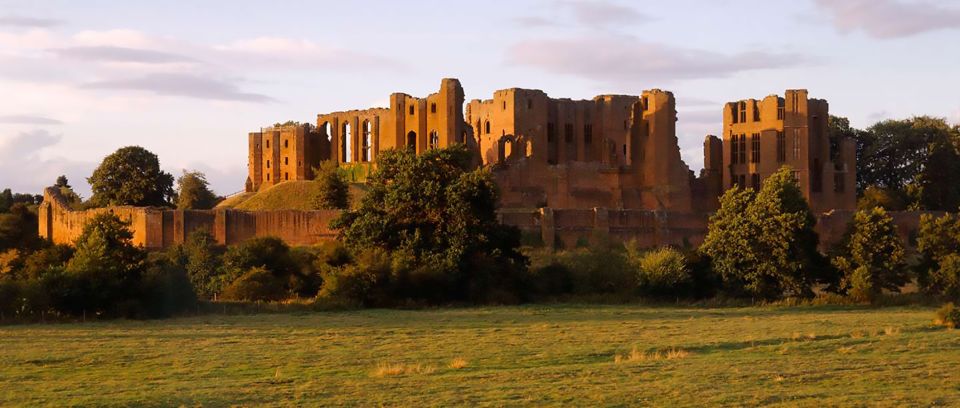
[916,213,960,299]
[176,170,219,210]
[856,116,960,210]
[331,145,527,302]
[831,207,908,301]
[0,203,42,252]
[55,175,71,189]
[700,166,827,299]
[0,189,11,213]
[168,229,225,298]
[87,146,175,207]
[56,213,148,315]
[312,161,349,210]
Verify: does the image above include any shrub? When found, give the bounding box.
[528,262,574,296]
[222,236,308,298]
[317,249,392,306]
[139,253,197,317]
[557,247,634,294]
[935,303,960,328]
[312,161,350,210]
[222,266,286,301]
[633,247,691,296]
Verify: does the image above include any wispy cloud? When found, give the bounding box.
[560,0,649,27]
[50,46,196,64]
[506,34,808,84]
[81,73,274,103]
[0,16,63,28]
[214,36,406,71]
[0,129,95,194]
[814,0,960,38]
[0,114,63,125]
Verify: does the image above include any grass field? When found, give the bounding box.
[1,305,958,406]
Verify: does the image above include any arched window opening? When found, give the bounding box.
[362,120,372,162]
[321,122,331,141]
[342,122,352,163]
[406,131,417,150]
[429,130,439,149]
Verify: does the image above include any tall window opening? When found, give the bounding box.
[362,120,372,162]
[564,124,573,143]
[409,105,414,115]
[730,132,739,164]
[812,158,823,193]
[484,121,491,134]
[751,174,760,190]
[406,131,417,150]
[777,98,785,120]
[751,133,760,163]
[429,130,439,149]
[341,122,352,163]
[584,124,593,145]
[738,101,747,123]
[430,103,436,114]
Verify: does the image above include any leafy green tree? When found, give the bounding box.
[88,146,175,207]
[55,175,71,189]
[176,170,220,210]
[0,189,12,213]
[831,207,908,301]
[856,116,960,210]
[220,236,315,299]
[168,230,225,298]
[700,167,827,299]
[312,161,349,210]
[917,213,960,299]
[331,145,526,302]
[55,213,147,315]
[0,203,42,252]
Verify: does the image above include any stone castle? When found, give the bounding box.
[42,78,876,250]
[245,78,855,215]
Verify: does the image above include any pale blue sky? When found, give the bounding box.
[1,0,958,197]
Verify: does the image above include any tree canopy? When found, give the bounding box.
[176,170,220,210]
[331,145,526,301]
[856,116,960,210]
[700,166,828,299]
[88,146,175,207]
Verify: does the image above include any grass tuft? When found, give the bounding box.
[615,347,690,364]
[372,362,435,377]
[448,357,468,369]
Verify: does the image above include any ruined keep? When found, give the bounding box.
[42,79,866,250]
[703,90,857,212]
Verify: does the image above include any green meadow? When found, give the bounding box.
[1,305,958,407]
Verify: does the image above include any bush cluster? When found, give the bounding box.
[0,213,195,319]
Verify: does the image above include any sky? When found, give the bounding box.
[1,0,958,198]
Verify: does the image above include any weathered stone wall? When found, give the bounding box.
[39,188,338,249]
[39,186,945,252]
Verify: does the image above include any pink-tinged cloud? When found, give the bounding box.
[814,0,960,39]
[506,35,808,83]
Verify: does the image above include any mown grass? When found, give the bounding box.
[1,304,958,406]
[215,180,367,211]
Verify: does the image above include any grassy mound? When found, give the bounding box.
[215,181,368,211]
